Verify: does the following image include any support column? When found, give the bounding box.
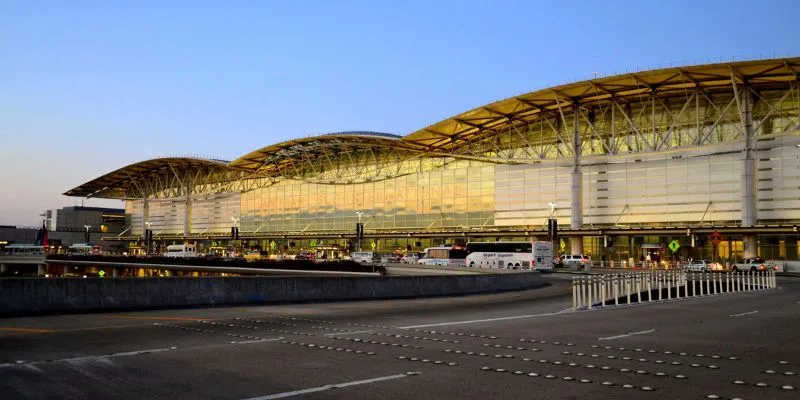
[184,180,192,237]
[571,111,584,255]
[0,263,6,274]
[740,84,757,259]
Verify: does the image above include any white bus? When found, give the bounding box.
[418,246,468,266]
[464,241,553,271]
[165,244,198,258]
[68,243,102,256]
[2,244,46,256]
[465,241,533,269]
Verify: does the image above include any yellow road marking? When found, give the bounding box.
[0,327,54,333]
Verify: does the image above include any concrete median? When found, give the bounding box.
[0,272,544,316]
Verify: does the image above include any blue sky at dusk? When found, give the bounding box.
[0,0,797,226]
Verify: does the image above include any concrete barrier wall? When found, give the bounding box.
[0,272,543,316]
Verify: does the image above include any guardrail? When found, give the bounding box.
[572,270,776,310]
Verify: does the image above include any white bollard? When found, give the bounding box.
[572,277,578,309]
[626,274,631,304]
[712,272,717,295]
[667,271,672,300]
[657,272,663,301]
[613,275,619,306]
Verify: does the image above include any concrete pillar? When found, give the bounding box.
[571,111,584,255]
[37,264,46,277]
[740,85,757,258]
[184,182,192,237]
[0,263,6,274]
[112,267,119,278]
[142,197,149,235]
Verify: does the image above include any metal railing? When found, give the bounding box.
[572,271,776,310]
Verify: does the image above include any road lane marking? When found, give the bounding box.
[106,315,207,321]
[598,329,656,340]
[0,327,54,333]
[0,347,176,368]
[323,330,374,336]
[241,373,413,399]
[729,310,759,317]
[396,310,570,329]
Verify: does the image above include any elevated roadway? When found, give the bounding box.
[1,275,798,399]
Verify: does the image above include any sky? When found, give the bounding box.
[0,0,797,226]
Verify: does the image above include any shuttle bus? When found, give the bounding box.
[67,243,102,256]
[165,244,198,258]
[465,241,553,271]
[418,246,468,266]
[2,244,46,256]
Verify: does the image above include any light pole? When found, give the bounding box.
[548,202,557,218]
[231,217,240,257]
[84,225,92,243]
[355,212,364,252]
[144,221,152,255]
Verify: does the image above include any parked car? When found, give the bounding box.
[732,257,779,272]
[380,254,402,264]
[350,251,381,264]
[561,254,590,269]
[684,259,720,272]
[401,253,420,264]
[294,252,316,261]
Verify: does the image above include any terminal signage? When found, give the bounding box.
[710,231,724,246]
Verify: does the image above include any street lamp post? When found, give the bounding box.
[144,221,152,255]
[355,212,365,252]
[231,217,240,257]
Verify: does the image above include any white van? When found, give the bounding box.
[350,252,380,264]
[165,244,198,258]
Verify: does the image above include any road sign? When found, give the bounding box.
[710,231,723,246]
[559,238,566,251]
[370,241,377,250]
[269,241,276,250]
[668,240,680,253]
[98,270,106,278]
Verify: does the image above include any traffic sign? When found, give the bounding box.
[559,238,566,251]
[710,231,723,245]
[270,241,276,250]
[98,270,106,278]
[668,240,680,253]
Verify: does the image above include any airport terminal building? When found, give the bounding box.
[65,58,800,263]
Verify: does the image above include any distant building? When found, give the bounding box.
[0,206,126,252]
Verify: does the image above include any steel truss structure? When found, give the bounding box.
[65,58,800,243]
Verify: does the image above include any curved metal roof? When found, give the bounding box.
[63,157,234,198]
[229,132,421,172]
[403,57,799,151]
[65,57,799,199]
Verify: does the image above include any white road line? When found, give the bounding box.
[0,347,176,368]
[233,338,284,344]
[323,330,374,336]
[241,373,412,400]
[598,329,656,340]
[396,310,570,329]
[729,310,759,317]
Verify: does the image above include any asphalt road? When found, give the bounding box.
[1,275,798,400]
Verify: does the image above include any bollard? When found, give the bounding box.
[572,277,578,309]
[726,272,731,293]
[706,271,711,295]
[626,274,631,304]
[737,271,742,292]
[771,270,776,288]
[712,272,717,295]
[646,272,652,302]
[667,271,672,300]
[658,272,663,301]
[613,275,619,306]
[600,275,606,307]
